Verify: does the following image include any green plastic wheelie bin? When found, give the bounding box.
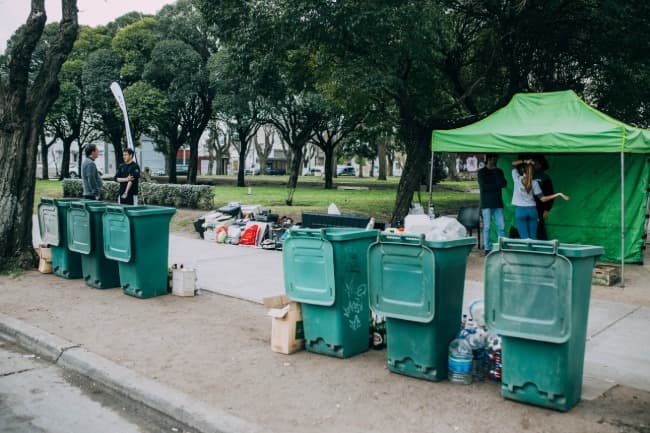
[283,228,379,358]
[367,233,476,381]
[67,201,120,289]
[38,198,83,279]
[102,205,176,299]
[485,238,603,411]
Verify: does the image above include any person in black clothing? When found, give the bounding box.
[114,148,140,205]
[477,153,507,253]
[532,155,554,240]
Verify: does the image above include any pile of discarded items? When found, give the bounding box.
[193,202,293,250]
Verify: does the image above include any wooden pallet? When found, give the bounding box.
[592,263,621,286]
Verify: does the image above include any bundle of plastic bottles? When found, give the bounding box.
[369,312,387,350]
[448,300,502,384]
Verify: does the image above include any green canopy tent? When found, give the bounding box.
[432,90,650,282]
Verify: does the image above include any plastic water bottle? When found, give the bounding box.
[467,330,487,381]
[448,338,472,384]
[469,299,486,327]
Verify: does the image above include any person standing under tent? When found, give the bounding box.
[511,159,569,239]
[532,155,554,240]
[466,155,478,172]
[115,148,140,205]
[477,153,507,253]
[82,144,103,200]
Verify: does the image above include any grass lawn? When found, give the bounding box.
[34,180,64,214]
[34,178,479,229]
[211,184,478,222]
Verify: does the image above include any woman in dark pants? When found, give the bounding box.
[532,155,554,240]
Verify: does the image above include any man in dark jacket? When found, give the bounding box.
[114,148,140,205]
[478,154,507,253]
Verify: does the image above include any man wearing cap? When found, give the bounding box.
[477,154,506,254]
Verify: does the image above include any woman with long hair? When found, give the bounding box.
[511,158,569,239]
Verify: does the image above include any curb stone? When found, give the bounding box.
[0,313,266,433]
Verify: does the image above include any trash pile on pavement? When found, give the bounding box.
[194,202,292,250]
[447,300,502,385]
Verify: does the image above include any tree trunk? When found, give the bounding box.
[0,0,78,270]
[285,144,304,205]
[58,135,74,179]
[236,137,248,187]
[39,131,49,179]
[0,0,77,268]
[377,136,387,181]
[323,146,334,189]
[390,123,430,225]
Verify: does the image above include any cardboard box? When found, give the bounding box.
[263,294,290,308]
[172,269,196,296]
[38,244,52,261]
[268,301,304,354]
[592,263,621,286]
[38,258,52,274]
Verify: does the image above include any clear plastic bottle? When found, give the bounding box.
[448,338,472,384]
[469,299,486,328]
[467,330,487,381]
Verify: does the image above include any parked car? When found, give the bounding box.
[176,164,189,175]
[305,167,323,176]
[337,166,356,176]
[244,167,261,175]
[264,167,286,175]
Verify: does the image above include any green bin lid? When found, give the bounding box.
[122,205,177,217]
[320,227,380,242]
[38,199,60,246]
[368,233,436,323]
[84,201,108,213]
[102,205,132,263]
[485,238,576,343]
[67,202,92,254]
[53,198,81,208]
[283,229,336,306]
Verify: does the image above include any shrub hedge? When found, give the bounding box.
[62,179,214,209]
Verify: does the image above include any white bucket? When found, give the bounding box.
[172,269,196,297]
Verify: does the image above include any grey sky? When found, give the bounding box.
[1,0,176,52]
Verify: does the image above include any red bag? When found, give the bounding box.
[238,224,260,246]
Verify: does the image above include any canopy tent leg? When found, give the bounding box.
[620,151,626,287]
[428,151,434,216]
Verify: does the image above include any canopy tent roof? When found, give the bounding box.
[432,90,650,153]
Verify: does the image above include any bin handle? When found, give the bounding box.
[105,206,127,215]
[498,237,559,255]
[378,232,424,246]
[70,201,86,211]
[288,228,325,240]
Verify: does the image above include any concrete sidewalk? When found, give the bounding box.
[6,227,648,433]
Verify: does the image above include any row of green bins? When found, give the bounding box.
[38,198,83,279]
[102,205,176,299]
[367,233,476,380]
[283,228,379,358]
[67,201,120,289]
[485,238,603,411]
